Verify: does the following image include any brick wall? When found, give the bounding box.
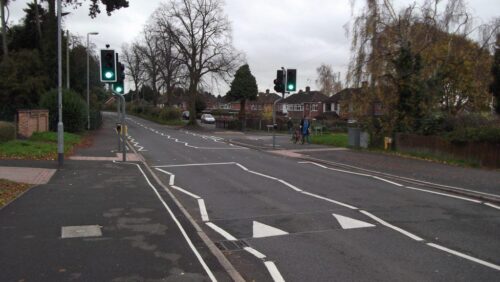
[17,109,49,138]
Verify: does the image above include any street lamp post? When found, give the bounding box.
[57,0,63,166]
[87,32,98,130]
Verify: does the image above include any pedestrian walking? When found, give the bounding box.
[300,116,311,144]
[287,118,293,135]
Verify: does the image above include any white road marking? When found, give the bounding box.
[301,161,498,210]
[333,213,375,229]
[171,185,201,199]
[372,176,403,187]
[122,162,217,282]
[300,191,358,210]
[253,221,289,238]
[484,203,500,210]
[360,210,424,241]
[264,261,285,282]
[277,179,303,192]
[199,199,209,222]
[205,222,238,241]
[427,243,500,271]
[404,186,481,203]
[248,170,278,180]
[154,168,176,186]
[244,247,267,259]
[153,162,235,168]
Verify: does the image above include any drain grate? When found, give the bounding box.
[215,239,249,251]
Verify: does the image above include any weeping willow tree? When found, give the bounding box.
[346,0,496,139]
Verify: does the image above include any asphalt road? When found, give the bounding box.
[124,113,500,281]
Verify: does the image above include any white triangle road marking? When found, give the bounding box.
[253,221,289,238]
[333,213,375,229]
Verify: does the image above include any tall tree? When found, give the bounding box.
[226,64,258,131]
[155,0,240,125]
[491,34,500,114]
[121,42,145,102]
[136,27,161,105]
[316,63,342,96]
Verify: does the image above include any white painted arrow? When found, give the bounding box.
[333,214,375,229]
[253,221,288,238]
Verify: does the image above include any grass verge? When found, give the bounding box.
[132,113,187,127]
[0,179,33,208]
[310,133,348,147]
[0,132,82,160]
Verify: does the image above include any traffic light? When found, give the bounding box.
[286,69,297,92]
[100,49,117,82]
[112,62,125,94]
[274,70,284,93]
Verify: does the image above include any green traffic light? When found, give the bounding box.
[288,84,293,90]
[105,71,114,79]
[116,86,123,93]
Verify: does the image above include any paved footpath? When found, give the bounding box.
[0,114,234,281]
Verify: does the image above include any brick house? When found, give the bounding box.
[324,86,383,121]
[227,90,281,114]
[281,87,328,119]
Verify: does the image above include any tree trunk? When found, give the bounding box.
[240,99,246,131]
[34,0,42,45]
[188,79,198,126]
[1,0,8,59]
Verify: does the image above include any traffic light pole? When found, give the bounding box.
[272,67,286,149]
[113,89,126,162]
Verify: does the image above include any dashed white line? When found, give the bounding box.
[405,186,481,203]
[360,210,424,241]
[372,176,403,187]
[427,243,500,271]
[171,185,201,199]
[484,203,500,210]
[300,191,358,210]
[206,222,238,241]
[264,261,285,282]
[154,162,235,168]
[198,199,209,222]
[244,247,267,259]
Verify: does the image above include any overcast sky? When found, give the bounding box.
[6,0,500,95]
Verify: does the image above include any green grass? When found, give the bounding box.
[310,133,348,147]
[0,132,82,160]
[133,113,187,127]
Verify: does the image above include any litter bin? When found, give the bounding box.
[348,127,361,148]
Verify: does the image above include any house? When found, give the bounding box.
[227,90,281,115]
[281,87,328,119]
[324,86,384,122]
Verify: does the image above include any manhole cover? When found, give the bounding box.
[215,239,249,251]
[61,225,102,239]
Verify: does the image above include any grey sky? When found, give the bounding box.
[6,0,500,95]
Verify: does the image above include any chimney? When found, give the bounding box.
[266,89,270,94]
[305,86,310,93]
[361,81,368,88]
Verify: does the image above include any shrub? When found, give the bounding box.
[40,89,86,133]
[445,127,500,144]
[159,107,181,121]
[0,121,15,143]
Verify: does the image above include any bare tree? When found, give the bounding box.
[316,64,343,96]
[136,27,162,105]
[151,11,185,105]
[121,42,145,102]
[155,0,241,125]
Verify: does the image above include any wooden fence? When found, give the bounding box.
[395,133,500,168]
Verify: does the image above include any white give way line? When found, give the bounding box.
[127,118,247,150]
[154,161,500,272]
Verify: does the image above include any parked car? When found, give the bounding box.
[182,111,190,120]
[201,114,216,124]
